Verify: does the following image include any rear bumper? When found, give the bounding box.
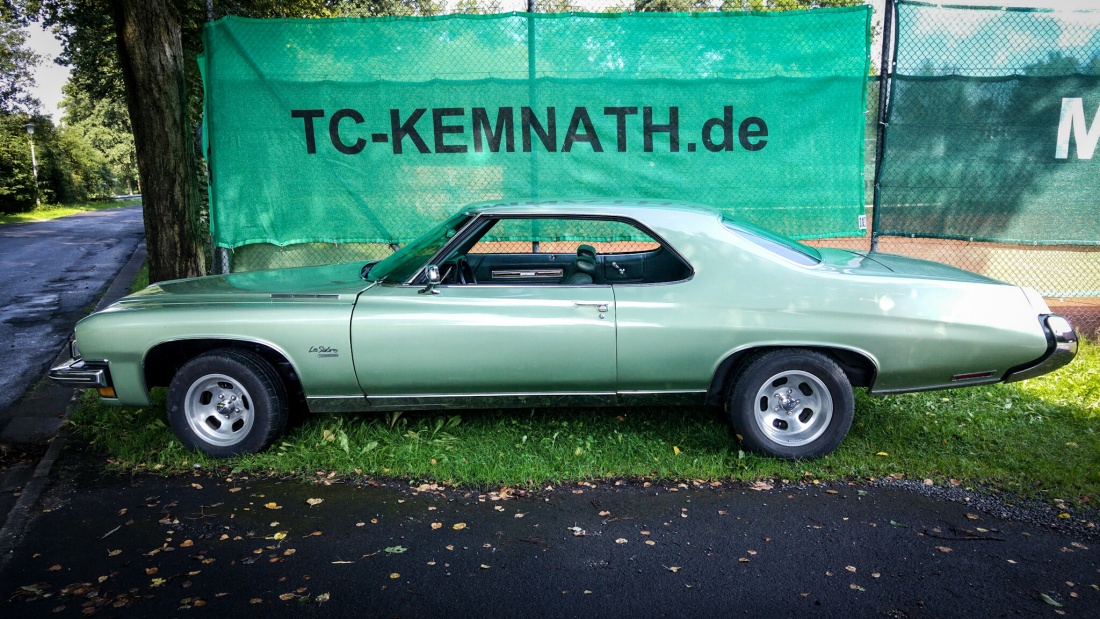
[48,358,111,388]
[1002,315,1078,383]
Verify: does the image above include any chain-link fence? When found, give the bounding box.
[207,0,1100,337]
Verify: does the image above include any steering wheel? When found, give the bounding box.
[457,257,477,285]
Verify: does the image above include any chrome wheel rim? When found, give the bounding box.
[753,370,832,447]
[184,373,255,447]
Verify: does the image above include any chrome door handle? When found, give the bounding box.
[574,301,609,312]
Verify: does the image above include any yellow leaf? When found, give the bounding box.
[1058,513,1071,519]
[306,498,323,507]
[452,523,467,530]
[389,573,400,579]
[875,452,889,457]
[480,564,491,569]
[150,578,166,587]
[316,593,330,603]
[673,446,681,455]
[264,502,282,510]
[250,598,262,604]
[272,532,287,540]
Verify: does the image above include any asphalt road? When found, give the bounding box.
[0,206,145,415]
[2,466,1097,617]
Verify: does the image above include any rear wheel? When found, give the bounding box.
[167,348,288,456]
[727,349,853,459]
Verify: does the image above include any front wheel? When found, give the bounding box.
[167,348,288,457]
[726,349,854,459]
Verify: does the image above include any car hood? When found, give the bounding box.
[819,249,1002,285]
[113,262,373,307]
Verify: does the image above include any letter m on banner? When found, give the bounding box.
[1056,98,1100,160]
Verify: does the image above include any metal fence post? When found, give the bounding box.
[869,0,896,253]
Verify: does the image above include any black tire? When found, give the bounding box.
[726,349,854,460]
[167,348,288,457]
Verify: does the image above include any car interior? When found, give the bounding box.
[431,216,693,286]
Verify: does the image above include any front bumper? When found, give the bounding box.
[48,357,111,388]
[1003,314,1078,383]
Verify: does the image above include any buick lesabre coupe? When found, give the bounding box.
[51,200,1078,459]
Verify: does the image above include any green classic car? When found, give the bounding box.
[51,200,1077,459]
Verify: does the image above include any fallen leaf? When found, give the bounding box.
[191,483,202,490]
[749,481,772,492]
[825,490,839,495]
[452,523,467,531]
[389,573,400,579]
[738,558,750,563]
[279,593,296,601]
[936,546,953,553]
[117,508,127,516]
[514,513,525,518]
[107,550,121,557]
[599,511,611,517]
[264,502,282,510]
[965,513,980,520]
[850,584,865,591]
[47,565,61,572]
[316,592,330,603]
[229,488,242,493]
[284,549,296,556]
[385,546,407,554]
[645,540,656,546]
[180,540,193,548]
[150,578,166,587]
[615,538,628,544]
[310,531,323,536]
[875,452,889,457]
[250,598,263,604]
[846,566,857,573]
[1040,593,1064,608]
[480,564,491,569]
[431,522,442,530]
[673,446,681,455]
[272,532,288,541]
[668,566,681,573]
[145,567,158,575]
[306,498,323,507]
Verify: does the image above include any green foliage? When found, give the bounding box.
[0,15,41,114]
[69,340,1100,506]
[0,112,37,213]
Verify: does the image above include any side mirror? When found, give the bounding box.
[418,265,441,295]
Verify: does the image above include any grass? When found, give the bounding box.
[68,340,1099,504]
[0,198,141,225]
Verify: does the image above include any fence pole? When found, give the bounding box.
[869,0,896,253]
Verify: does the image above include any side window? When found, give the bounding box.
[457,217,690,285]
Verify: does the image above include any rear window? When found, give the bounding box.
[722,218,821,267]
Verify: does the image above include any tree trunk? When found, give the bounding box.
[111,0,205,283]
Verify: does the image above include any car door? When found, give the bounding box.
[350,282,617,399]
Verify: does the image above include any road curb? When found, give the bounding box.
[0,237,147,568]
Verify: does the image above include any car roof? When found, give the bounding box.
[461,198,724,219]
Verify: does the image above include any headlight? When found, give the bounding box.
[70,337,80,359]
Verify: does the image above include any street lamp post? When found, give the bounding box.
[24,123,40,208]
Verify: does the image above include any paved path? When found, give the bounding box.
[2,469,1096,617]
[0,206,144,416]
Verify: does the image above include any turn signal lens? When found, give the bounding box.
[98,387,116,398]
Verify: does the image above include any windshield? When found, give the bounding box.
[366,212,473,283]
[721,217,821,266]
